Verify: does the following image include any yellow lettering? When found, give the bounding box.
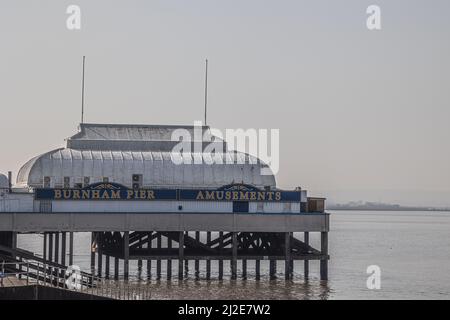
[225,191,232,200]
[216,191,224,200]
[110,190,120,199]
[63,190,71,199]
[139,190,147,199]
[147,190,155,200]
[249,192,257,201]
[232,191,239,200]
[127,190,134,199]
[102,191,110,199]
[239,191,249,200]
[82,190,90,199]
[257,192,266,201]
[267,192,274,201]
[196,191,205,200]
[54,190,62,199]
[205,191,215,200]
[275,192,281,201]
[73,190,80,199]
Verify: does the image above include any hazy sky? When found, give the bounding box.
[1,0,449,206]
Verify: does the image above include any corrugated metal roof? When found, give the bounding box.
[16,124,276,189]
[17,149,275,189]
[67,123,226,151]
[0,174,9,188]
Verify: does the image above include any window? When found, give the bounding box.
[233,201,249,213]
[43,176,51,188]
[83,177,90,187]
[257,202,264,212]
[132,174,142,189]
[103,177,109,183]
[74,183,83,189]
[64,177,70,189]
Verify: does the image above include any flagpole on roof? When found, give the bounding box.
[81,55,86,124]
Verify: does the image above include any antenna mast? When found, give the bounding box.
[81,55,86,124]
[204,59,208,126]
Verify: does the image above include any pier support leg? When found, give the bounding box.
[231,232,237,280]
[114,257,119,280]
[124,231,129,281]
[147,232,152,280]
[43,233,47,261]
[138,245,143,280]
[285,232,291,280]
[156,233,162,280]
[69,232,74,266]
[167,236,172,280]
[105,255,110,279]
[255,260,260,280]
[320,232,328,281]
[48,233,53,282]
[184,232,189,277]
[97,248,103,278]
[90,233,95,275]
[195,231,200,279]
[54,232,59,264]
[304,232,309,279]
[242,260,247,279]
[178,231,184,280]
[61,232,66,266]
[218,232,223,280]
[49,233,53,262]
[206,232,211,280]
[270,260,277,280]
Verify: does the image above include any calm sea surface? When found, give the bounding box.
[17,210,450,300]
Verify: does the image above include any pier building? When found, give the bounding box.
[0,123,329,284]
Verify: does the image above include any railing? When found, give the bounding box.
[0,260,151,300]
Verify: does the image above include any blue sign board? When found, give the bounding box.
[35,182,301,202]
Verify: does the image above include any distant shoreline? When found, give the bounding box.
[327,207,450,212]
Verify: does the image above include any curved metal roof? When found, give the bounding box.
[17,124,276,189]
[0,174,9,188]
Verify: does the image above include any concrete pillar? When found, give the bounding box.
[255,259,261,280]
[304,232,309,279]
[218,232,224,280]
[54,232,59,264]
[320,232,328,280]
[195,231,200,279]
[90,233,95,275]
[69,232,74,266]
[114,257,119,280]
[124,231,130,281]
[43,233,47,261]
[206,232,211,280]
[167,235,172,280]
[270,260,277,280]
[156,233,162,279]
[97,249,103,278]
[147,232,152,279]
[105,255,110,279]
[184,232,189,277]
[285,232,291,280]
[178,231,184,280]
[231,232,237,280]
[48,233,53,262]
[61,232,66,266]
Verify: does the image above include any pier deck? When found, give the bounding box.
[0,212,329,282]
